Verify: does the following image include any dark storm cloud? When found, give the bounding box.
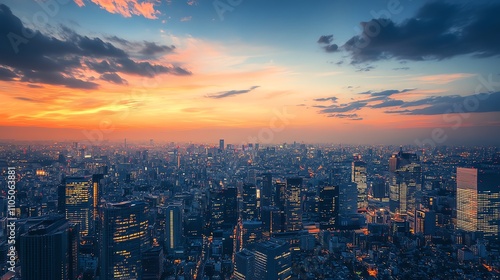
[105,35,132,46]
[100,73,127,85]
[207,86,260,99]
[314,96,338,102]
[320,2,500,63]
[139,42,175,56]
[0,4,191,89]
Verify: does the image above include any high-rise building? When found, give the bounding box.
[253,239,292,280]
[58,176,92,237]
[352,161,367,209]
[19,215,79,280]
[100,201,149,280]
[339,182,358,215]
[285,178,302,231]
[389,163,422,214]
[456,167,500,241]
[242,183,257,220]
[142,246,164,280]
[234,249,255,280]
[209,188,238,232]
[165,202,183,253]
[318,185,339,229]
[219,139,225,151]
[261,173,273,208]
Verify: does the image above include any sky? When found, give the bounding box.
[0,0,499,146]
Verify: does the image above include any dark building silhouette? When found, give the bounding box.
[318,185,339,229]
[19,215,79,280]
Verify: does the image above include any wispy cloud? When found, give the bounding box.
[207,86,260,99]
[74,0,160,19]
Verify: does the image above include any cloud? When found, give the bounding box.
[207,86,260,99]
[393,67,410,71]
[14,96,41,103]
[401,92,500,115]
[327,113,363,120]
[317,35,339,53]
[181,16,192,22]
[360,88,414,97]
[319,101,367,113]
[100,73,128,85]
[317,35,333,44]
[314,96,338,102]
[0,4,190,89]
[74,0,160,19]
[139,42,175,56]
[370,99,405,108]
[320,2,500,63]
[0,66,17,81]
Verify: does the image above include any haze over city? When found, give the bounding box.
[1,0,499,145]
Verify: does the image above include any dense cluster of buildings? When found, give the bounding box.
[0,141,498,279]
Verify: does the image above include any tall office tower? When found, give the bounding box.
[456,167,500,241]
[210,190,225,231]
[92,174,103,235]
[239,221,263,249]
[318,185,339,230]
[223,187,238,228]
[20,215,79,280]
[339,182,358,215]
[58,176,92,237]
[285,178,302,231]
[142,246,164,280]
[253,239,292,280]
[261,206,282,236]
[415,208,436,235]
[352,161,368,209]
[261,173,273,208]
[219,139,224,151]
[389,163,422,214]
[165,202,183,253]
[242,183,258,220]
[372,175,387,199]
[234,249,255,280]
[100,201,149,280]
[210,188,238,232]
[388,147,419,173]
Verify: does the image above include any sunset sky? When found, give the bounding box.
[1,0,499,145]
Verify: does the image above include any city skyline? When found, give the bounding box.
[1,1,500,145]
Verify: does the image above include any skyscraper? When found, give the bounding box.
[318,185,339,229]
[242,183,257,220]
[456,167,500,241]
[19,215,79,280]
[234,249,255,280]
[165,202,183,253]
[261,173,273,208]
[253,239,292,280]
[219,139,225,151]
[59,176,92,237]
[285,178,302,231]
[100,201,149,280]
[352,161,367,209]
